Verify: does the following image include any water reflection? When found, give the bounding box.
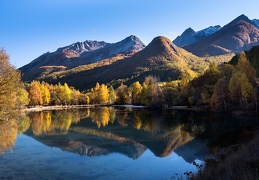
[0,119,18,155]
[25,109,89,135]
[15,107,258,162]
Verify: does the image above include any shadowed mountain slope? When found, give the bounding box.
[183,15,259,56]
[19,35,145,81]
[37,36,210,90]
[173,25,222,47]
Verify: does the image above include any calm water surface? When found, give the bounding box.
[0,107,257,180]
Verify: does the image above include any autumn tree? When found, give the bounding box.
[79,94,90,104]
[116,83,129,104]
[140,76,162,107]
[28,81,43,106]
[71,89,81,105]
[220,64,235,82]
[39,82,51,105]
[15,87,29,109]
[131,81,142,105]
[108,86,116,104]
[89,82,109,104]
[99,84,109,104]
[229,71,254,108]
[0,48,28,115]
[162,81,180,107]
[210,78,229,111]
[63,83,72,105]
[51,83,73,105]
[49,84,62,105]
[236,51,256,83]
[183,63,222,106]
[90,82,100,104]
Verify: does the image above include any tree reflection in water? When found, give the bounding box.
[12,107,258,160]
[91,107,111,128]
[26,109,89,135]
[0,118,18,155]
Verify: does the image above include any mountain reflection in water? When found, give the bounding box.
[9,107,256,162]
[19,108,192,159]
[0,107,258,180]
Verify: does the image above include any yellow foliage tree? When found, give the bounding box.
[0,48,27,114]
[28,81,43,106]
[131,81,142,105]
[39,82,51,105]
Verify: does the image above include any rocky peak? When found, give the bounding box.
[252,19,259,28]
[182,28,195,35]
[223,14,252,29]
[57,40,108,55]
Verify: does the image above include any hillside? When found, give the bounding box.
[183,14,259,56]
[36,36,232,90]
[228,44,259,76]
[19,35,145,81]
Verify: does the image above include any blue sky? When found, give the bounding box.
[1,0,259,68]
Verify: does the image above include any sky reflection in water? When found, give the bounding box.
[0,107,256,179]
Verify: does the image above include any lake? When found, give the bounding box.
[0,107,258,180]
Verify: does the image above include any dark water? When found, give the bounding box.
[0,107,258,180]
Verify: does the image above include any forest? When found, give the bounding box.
[24,52,258,113]
[0,48,258,115]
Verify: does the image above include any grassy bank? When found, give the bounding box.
[193,129,259,180]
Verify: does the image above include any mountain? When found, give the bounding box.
[183,14,259,56]
[20,33,233,90]
[173,25,222,47]
[252,19,259,28]
[19,35,145,81]
[34,36,231,90]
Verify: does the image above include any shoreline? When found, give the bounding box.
[21,105,258,116]
[22,104,148,112]
[23,105,97,112]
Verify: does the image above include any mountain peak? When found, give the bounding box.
[183,14,259,56]
[225,14,251,28]
[149,36,172,47]
[57,40,108,55]
[236,14,249,21]
[118,35,146,52]
[183,28,195,35]
[173,26,221,47]
[127,35,140,41]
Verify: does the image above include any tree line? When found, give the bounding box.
[0,48,258,113]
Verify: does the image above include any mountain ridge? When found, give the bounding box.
[19,35,145,81]
[182,14,259,56]
[35,36,231,90]
[173,25,222,47]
